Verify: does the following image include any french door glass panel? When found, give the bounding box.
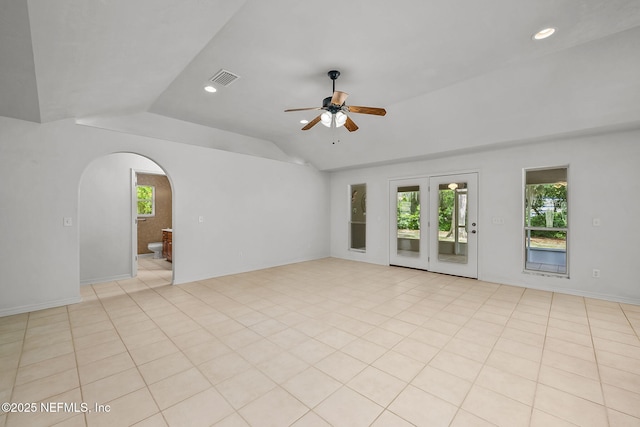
[389,179,428,269]
[429,173,478,278]
[397,186,420,257]
[437,182,468,264]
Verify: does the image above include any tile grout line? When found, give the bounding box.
[526,288,554,427]
[443,281,526,426]
[587,300,616,427]
[66,304,89,426]
[367,277,512,426]
[85,268,176,426]
[4,313,28,424]
[142,272,320,426]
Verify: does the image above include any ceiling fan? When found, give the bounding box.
[284,70,386,132]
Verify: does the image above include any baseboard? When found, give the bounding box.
[480,274,640,306]
[80,273,132,286]
[523,284,640,306]
[0,296,83,318]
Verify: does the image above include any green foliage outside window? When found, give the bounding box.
[438,190,454,232]
[397,192,420,230]
[525,183,567,238]
[137,185,154,216]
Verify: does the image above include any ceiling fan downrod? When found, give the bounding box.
[328,70,340,94]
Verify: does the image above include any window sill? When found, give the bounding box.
[523,269,569,279]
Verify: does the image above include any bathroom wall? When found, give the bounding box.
[137,172,172,254]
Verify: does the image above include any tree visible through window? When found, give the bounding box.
[137,185,155,216]
[524,167,568,275]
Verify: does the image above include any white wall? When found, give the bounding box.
[329,129,640,304]
[0,117,330,316]
[79,153,163,284]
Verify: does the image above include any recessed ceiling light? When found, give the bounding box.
[204,85,217,93]
[533,27,556,40]
[300,119,309,124]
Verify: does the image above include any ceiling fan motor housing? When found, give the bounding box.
[323,96,342,112]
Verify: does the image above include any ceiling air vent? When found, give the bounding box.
[209,69,240,87]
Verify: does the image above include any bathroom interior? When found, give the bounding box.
[137,171,172,271]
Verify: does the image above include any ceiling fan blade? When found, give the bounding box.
[285,107,322,112]
[347,106,387,116]
[331,91,349,106]
[344,116,359,132]
[302,115,322,130]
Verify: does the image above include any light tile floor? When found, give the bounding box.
[1,258,640,426]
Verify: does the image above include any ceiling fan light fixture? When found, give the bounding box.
[320,111,332,127]
[335,111,347,128]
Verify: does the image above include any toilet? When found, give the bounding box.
[148,242,163,259]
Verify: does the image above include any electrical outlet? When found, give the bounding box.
[592,269,600,278]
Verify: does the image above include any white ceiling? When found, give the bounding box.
[3,0,640,170]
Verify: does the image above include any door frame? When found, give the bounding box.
[388,171,480,279]
[131,167,174,279]
[131,169,138,278]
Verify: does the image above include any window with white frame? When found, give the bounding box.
[524,167,568,275]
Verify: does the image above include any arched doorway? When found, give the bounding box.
[79,152,174,286]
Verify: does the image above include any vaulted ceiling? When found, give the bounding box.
[3,0,640,170]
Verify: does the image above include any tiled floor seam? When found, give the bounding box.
[3,315,28,424]
[589,301,612,426]
[375,276,510,426]
[87,278,172,426]
[122,276,305,426]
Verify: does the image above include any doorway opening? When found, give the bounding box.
[389,172,478,279]
[133,170,172,278]
[79,153,174,287]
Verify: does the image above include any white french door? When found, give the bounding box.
[389,178,429,269]
[428,173,478,278]
[389,173,478,279]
